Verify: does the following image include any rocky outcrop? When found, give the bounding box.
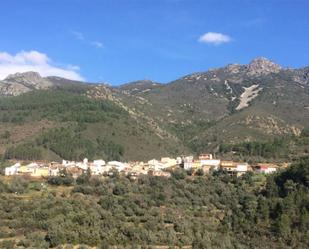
[0,72,52,96]
[241,115,301,135]
[247,57,282,76]
[293,67,309,85]
[119,80,161,95]
[0,82,30,96]
[225,64,243,74]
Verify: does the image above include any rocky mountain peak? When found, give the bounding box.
[247,57,282,76]
[5,71,43,82]
[225,63,243,74]
[0,71,53,96]
[3,71,52,90]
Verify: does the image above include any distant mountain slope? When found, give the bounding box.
[46,76,89,87]
[118,79,162,95]
[0,57,308,160]
[119,57,308,132]
[114,58,309,155]
[0,72,88,96]
[0,84,186,161]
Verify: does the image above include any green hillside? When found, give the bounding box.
[116,59,309,159]
[0,156,308,248]
[0,58,308,162]
[0,85,186,162]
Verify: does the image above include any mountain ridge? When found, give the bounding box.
[0,57,308,161]
[0,57,307,94]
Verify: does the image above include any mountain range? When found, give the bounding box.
[0,57,308,161]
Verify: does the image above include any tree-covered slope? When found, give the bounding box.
[0,57,308,161]
[0,157,308,248]
[0,85,186,161]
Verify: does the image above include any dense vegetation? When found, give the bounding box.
[0,86,127,161]
[4,143,42,161]
[0,83,308,162]
[219,138,289,159]
[216,130,309,162]
[0,157,308,248]
[0,86,182,161]
[0,86,125,124]
[1,63,309,162]
[4,126,125,161]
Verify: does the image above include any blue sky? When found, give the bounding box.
[0,0,308,84]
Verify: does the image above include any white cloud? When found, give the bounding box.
[0,50,84,81]
[91,41,104,48]
[198,32,231,45]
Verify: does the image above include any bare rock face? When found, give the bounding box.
[4,72,52,89]
[0,82,30,96]
[247,57,282,76]
[293,67,309,85]
[0,72,53,96]
[225,64,243,74]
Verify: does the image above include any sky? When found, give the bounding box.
[0,0,308,85]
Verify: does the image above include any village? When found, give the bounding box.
[3,153,289,179]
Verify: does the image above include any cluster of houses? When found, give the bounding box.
[180,154,286,176]
[3,153,288,178]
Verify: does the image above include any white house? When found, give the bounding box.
[184,156,194,170]
[5,163,21,176]
[160,157,177,168]
[200,159,221,170]
[62,160,76,167]
[93,159,106,167]
[236,163,248,172]
[255,164,278,174]
[88,159,106,175]
[49,167,60,176]
[148,159,166,171]
[107,161,126,172]
[236,163,249,176]
[26,162,39,169]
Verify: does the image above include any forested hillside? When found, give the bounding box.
[0,58,308,162]
[117,58,309,156]
[0,84,185,162]
[0,157,308,248]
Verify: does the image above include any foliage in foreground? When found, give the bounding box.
[0,157,308,248]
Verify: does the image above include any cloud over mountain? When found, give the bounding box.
[198,32,231,45]
[0,50,84,81]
